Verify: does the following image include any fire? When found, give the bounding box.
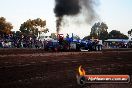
[78,66,86,76]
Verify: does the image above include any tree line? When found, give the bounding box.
[0,17,48,39]
[83,22,129,40]
[0,17,131,40]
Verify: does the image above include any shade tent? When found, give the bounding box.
[105,39,132,43]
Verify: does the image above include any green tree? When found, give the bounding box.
[99,31,109,40]
[108,30,128,39]
[90,22,100,35]
[51,33,57,39]
[19,18,46,37]
[99,22,108,40]
[88,22,108,40]
[0,17,13,37]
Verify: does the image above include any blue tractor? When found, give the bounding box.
[44,34,102,51]
[79,39,103,51]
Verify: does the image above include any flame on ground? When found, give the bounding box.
[78,66,86,76]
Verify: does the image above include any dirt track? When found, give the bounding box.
[0,49,132,88]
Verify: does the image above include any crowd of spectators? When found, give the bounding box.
[0,34,45,48]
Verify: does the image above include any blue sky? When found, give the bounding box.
[100,0,132,36]
[0,0,132,38]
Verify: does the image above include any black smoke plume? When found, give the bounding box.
[54,0,99,34]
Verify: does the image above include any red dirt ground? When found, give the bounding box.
[0,49,132,88]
